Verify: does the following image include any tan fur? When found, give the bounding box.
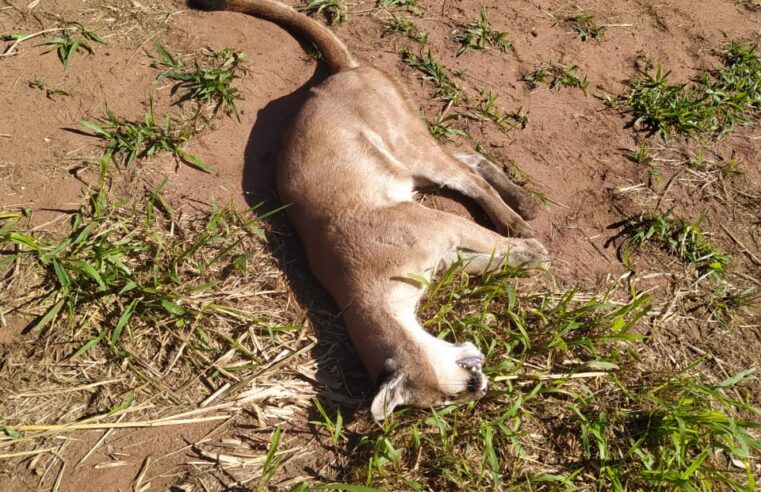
[192,0,549,419]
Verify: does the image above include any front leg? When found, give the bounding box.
[415,207,549,272]
[452,152,540,221]
[413,151,534,237]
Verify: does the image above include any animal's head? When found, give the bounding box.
[371,340,488,420]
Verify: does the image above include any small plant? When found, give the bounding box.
[461,92,527,131]
[151,44,246,120]
[380,0,423,16]
[401,49,464,103]
[624,144,652,165]
[40,22,103,69]
[522,65,550,85]
[565,12,605,42]
[622,39,761,138]
[387,14,428,43]
[618,210,731,279]
[551,64,589,94]
[28,76,69,99]
[704,284,758,328]
[80,100,214,173]
[311,399,344,447]
[426,111,468,141]
[255,426,283,491]
[454,10,512,55]
[301,0,348,25]
[523,63,589,94]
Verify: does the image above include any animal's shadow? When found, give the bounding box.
[241,64,374,477]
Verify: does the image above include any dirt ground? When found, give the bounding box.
[1,0,759,490]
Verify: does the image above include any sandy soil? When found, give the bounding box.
[1,0,759,489]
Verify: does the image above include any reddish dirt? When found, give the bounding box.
[1,0,759,489]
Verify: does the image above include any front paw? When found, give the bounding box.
[496,217,534,238]
[507,238,550,267]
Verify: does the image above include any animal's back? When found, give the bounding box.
[276,67,427,215]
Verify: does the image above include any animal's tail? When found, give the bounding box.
[189,0,358,73]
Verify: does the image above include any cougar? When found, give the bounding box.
[191,0,549,419]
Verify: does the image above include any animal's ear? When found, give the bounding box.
[371,372,406,420]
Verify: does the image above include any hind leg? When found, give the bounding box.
[411,150,534,237]
[388,203,548,276]
[451,152,540,221]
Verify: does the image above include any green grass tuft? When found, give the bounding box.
[623,39,761,138]
[565,12,605,42]
[454,9,512,56]
[79,98,214,173]
[151,44,246,121]
[301,0,348,25]
[40,22,103,69]
[0,176,266,348]
[28,75,69,99]
[523,63,590,95]
[387,14,428,43]
[426,110,468,141]
[618,210,731,280]
[401,49,464,103]
[461,92,528,131]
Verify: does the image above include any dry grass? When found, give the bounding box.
[0,182,328,486]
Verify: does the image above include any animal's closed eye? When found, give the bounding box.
[444,394,459,404]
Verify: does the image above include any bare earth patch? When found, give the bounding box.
[1,0,759,490]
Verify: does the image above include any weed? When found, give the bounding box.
[624,144,653,165]
[461,92,528,131]
[380,0,422,15]
[401,49,528,135]
[301,0,348,25]
[523,63,589,94]
[628,367,760,489]
[387,14,428,43]
[40,22,103,69]
[79,99,214,173]
[717,153,742,177]
[522,65,550,85]
[569,365,761,490]
[311,399,344,448]
[622,39,761,138]
[454,10,512,56]
[401,49,464,103]
[618,210,731,279]
[255,426,283,491]
[354,418,402,484]
[565,12,605,42]
[152,44,246,120]
[426,110,468,141]
[551,64,590,94]
[704,284,758,328]
[28,76,69,99]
